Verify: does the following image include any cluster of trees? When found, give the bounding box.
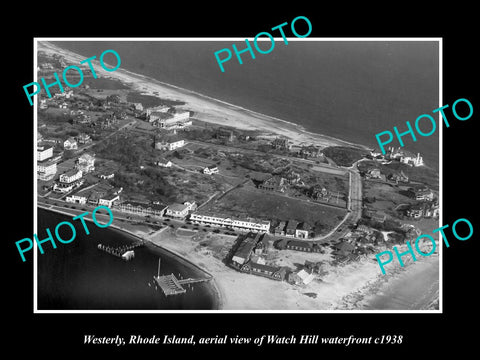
[322,146,369,167]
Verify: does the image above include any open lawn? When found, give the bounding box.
[202,186,347,235]
[363,181,416,219]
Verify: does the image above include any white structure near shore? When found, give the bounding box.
[190,212,270,233]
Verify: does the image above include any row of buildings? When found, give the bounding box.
[230,232,287,281]
[189,212,271,233]
[272,220,313,239]
[370,147,424,167]
[405,201,439,219]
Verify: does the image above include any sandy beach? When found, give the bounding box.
[144,227,440,311]
[37,41,368,150]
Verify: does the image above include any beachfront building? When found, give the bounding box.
[190,212,270,233]
[289,269,315,285]
[275,239,323,253]
[75,153,95,173]
[53,169,83,193]
[145,105,169,117]
[400,153,424,167]
[165,203,190,219]
[299,145,321,158]
[149,109,191,130]
[231,232,263,265]
[239,261,287,281]
[59,169,83,184]
[37,143,53,161]
[114,201,167,218]
[272,137,291,150]
[66,182,122,207]
[37,160,57,181]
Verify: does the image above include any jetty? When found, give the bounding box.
[97,241,144,260]
[153,258,211,296]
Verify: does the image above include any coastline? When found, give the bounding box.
[37,201,439,311]
[35,41,439,311]
[38,41,370,150]
[37,204,223,310]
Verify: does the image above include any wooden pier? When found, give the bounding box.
[97,241,144,260]
[153,258,211,296]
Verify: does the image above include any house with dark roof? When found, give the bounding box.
[285,240,323,253]
[231,232,263,266]
[239,261,287,281]
[285,220,299,237]
[258,176,287,192]
[273,221,286,236]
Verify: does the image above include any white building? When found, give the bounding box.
[154,132,185,151]
[98,194,120,208]
[151,110,191,130]
[37,144,53,161]
[165,203,190,219]
[145,105,169,117]
[64,137,78,150]
[65,194,87,204]
[190,212,270,233]
[203,166,219,175]
[400,153,424,167]
[37,161,57,181]
[156,158,172,167]
[76,153,95,173]
[155,139,185,151]
[59,169,83,184]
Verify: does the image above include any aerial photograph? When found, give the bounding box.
[35,39,440,311]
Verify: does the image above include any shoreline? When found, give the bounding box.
[37,204,224,310]
[38,41,370,151]
[37,204,439,311]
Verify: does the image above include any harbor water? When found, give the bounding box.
[37,208,217,310]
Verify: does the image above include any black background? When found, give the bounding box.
[5,4,478,356]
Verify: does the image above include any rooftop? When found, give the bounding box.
[119,200,167,211]
[167,203,189,212]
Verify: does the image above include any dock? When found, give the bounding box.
[97,241,144,260]
[153,258,211,296]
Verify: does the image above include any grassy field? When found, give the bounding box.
[363,180,416,219]
[202,186,347,235]
[322,146,369,167]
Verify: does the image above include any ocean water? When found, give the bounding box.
[52,40,440,169]
[37,209,216,310]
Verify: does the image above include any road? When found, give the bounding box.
[310,166,363,242]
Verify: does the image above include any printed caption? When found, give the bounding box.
[84,334,404,346]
